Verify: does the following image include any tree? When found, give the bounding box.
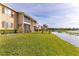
[41,24,48,33]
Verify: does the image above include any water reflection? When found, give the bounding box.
[52,31,79,47]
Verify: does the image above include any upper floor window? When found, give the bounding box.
[7,9,12,16]
[2,7,5,13]
[11,11,15,17]
[2,7,12,17]
[4,8,12,16]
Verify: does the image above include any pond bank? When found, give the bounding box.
[52,32,79,47]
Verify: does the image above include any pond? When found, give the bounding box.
[52,31,79,47]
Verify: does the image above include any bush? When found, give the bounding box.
[0,29,17,34]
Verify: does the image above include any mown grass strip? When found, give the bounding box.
[0,32,79,56]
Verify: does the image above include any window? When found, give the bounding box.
[1,21,8,28]
[11,23,13,28]
[2,21,5,28]
[8,22,11,28]
[2,7,5,13]
[7,9,11,16]
[4,22,8,28]
[1,21,13,28]
[2,7,12,16]
[11,12,14,17]
[8,22,13,28]
[4,8,8,15]
[5,8,12,16]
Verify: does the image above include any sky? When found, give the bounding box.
[5,3,79,28]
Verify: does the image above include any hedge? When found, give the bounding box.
[0,29,17,34]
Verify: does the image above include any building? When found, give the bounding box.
[0,3,38,33]
[17,12,38,33]
[38,25,42,30]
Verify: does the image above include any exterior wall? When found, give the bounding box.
[24,24,30,32]
[0,5,17,30]
[0,5,3,29]
[30,20,34,32]
[17,13,38,33]
[13,12,18,29]
[0,4,38,33]
[17,13,24,33]
[30,20,37,32]
[24,15,31,32]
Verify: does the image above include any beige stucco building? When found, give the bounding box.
[0,3,38,33]
[17,12,38,33]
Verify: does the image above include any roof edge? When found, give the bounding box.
[0,3,17,12]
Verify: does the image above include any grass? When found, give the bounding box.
[0,32,79,56]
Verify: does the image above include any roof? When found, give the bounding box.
[24,13,37,23]
[18,12,37,23]
[0,3,17,12]
[0,3,37,23]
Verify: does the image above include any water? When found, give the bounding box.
[52,31,79,47]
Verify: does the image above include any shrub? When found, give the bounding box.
[0,29,17,34]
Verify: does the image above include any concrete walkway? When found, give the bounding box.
[52,32,79,47]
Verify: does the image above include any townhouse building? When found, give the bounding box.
[0,3,38,33]
[17,12,38,33]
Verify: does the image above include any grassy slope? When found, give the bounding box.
[0,32,79,56]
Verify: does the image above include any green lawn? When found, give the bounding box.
[0,32,79,56]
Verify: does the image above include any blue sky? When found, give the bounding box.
[5,3,79,28]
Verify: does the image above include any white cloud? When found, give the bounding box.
[6,3,79,28]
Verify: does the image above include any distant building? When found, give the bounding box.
[38,25,42,30]
[0,3,38,33]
